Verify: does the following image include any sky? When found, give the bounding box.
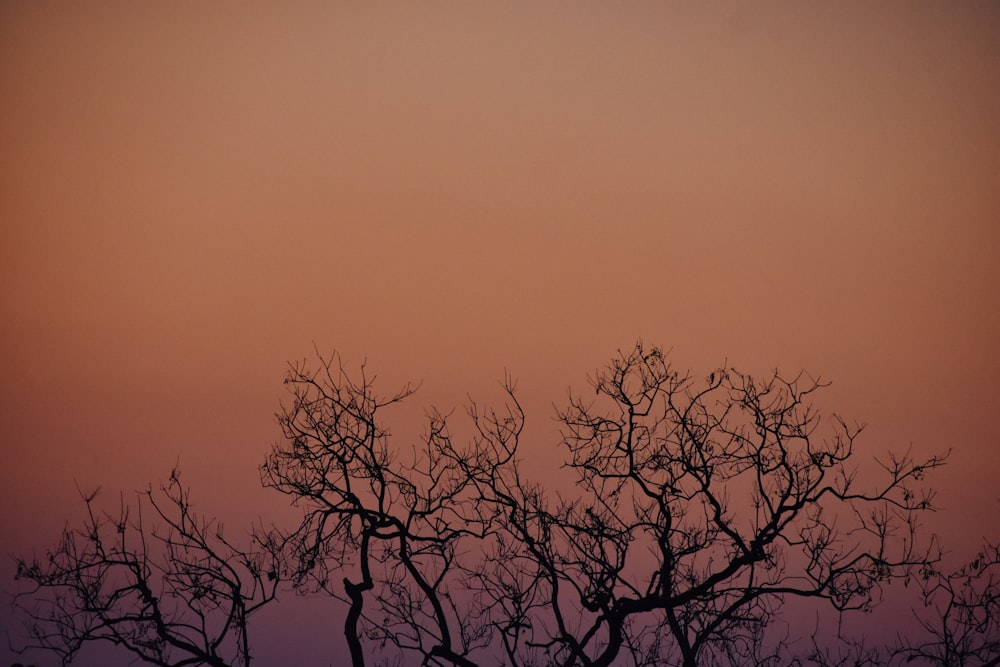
[1,2,999,664]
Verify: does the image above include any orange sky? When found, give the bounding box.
[2,2,999,664]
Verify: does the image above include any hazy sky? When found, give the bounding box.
[2,2,998,664]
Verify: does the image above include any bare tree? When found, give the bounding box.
[458,342,948,666]
[261,354,496,667]
[12,469,282,667]
[261,342,950,667]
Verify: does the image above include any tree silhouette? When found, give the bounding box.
[13,342,998,666]
[12,470,282,667]
[261,343,950,666]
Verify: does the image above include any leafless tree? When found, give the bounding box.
[12,469,282,667]
[261,354,496,667]
[262,342,951,667]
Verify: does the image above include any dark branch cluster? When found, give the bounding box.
[261,354,496,667]
[12,470,282,667]
[895,540,1000,666]
[11,342,996,667]
[456,343,948,667]
[257,343,952,666]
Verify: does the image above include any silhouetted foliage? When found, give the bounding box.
[12,342,998,666]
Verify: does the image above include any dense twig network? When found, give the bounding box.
[14,342,997,666]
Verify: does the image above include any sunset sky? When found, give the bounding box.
[2,2,998,664]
